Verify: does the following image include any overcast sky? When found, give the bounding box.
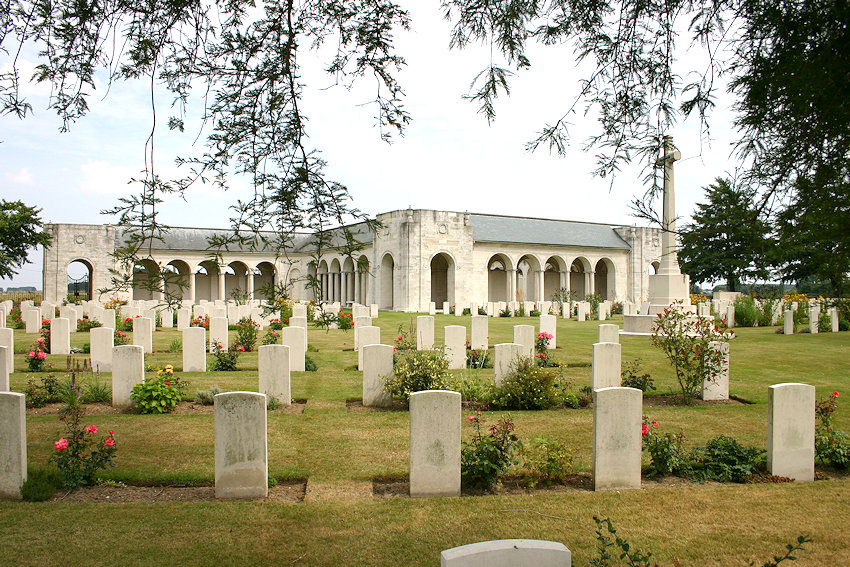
[0,3,741,289]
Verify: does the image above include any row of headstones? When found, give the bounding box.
[425,300,614,321]
[0,378,815,500]
[783,306,841,335]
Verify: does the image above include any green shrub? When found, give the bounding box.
[49,400,117,489]
[24,375,63,407]
[131,378,181,414]
[690,435,764,483]
[113,329,130,345]
[234,317,259,351]
[450,371,491,404]
[80,378,111,404]
[461,413,522,490]
[383,350,450,401]
[499,307,512,317]
[76,318,102,332]
[734,296,761,327]
[21,468,62,501]
[304,354,318,371]
[211,342,239,371]
[465,347,491,369]
[168,338,182,352]
[489,356,564,410]
[621,359,655,392]
[337,312,353,330]
[262,329,280,345]
[641,419,690,477]
[522,437,572,487]
[815,392,850,469]
[818,311,832,333]
[195,385,222,405]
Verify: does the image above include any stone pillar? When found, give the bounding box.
[598,324,620,344]
[539,314,557,349]
[512,325,535,359]
[701,341,730,401]
[132,316,153,354]
[0,328,12,374]
[112,345,144,408]
[444,325,466,370]
[784,310,794,335]
[258,345,291,405]
[183,327,207,372]
[657,135,682,276]
[593,387,642,491]
[218,271,226,301]
[592,342,621,390]
[247,271,255,301]
[214,391,268,499]
[188,271,196,302]
[768,383,815,481]
[507,269,516,303]
[416,315,435,350]
[536,270,545,303]
[362,343,393,408]
[281,326,306,372]
[470,315,488,350]
[354,271,361,306]
[441,540,572,566]
[209,316,229,352]
[409,390,461,497]
[357,326,380,370]
[494,343,523,386]
[90,327,114,373]
[0,392,26,500]
[341,272,348,305]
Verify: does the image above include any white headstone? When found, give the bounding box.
[494,343,523,387]
[441,540,572,567]
[90,327,114,373]
[281,326,307,372]
[0,346,8,392]
[783,310,794,335]
[470,315,488,351]
[362,343,393,408]
[409,390,461,497]
[353,316,372,350]
[112,345,144,408]
[592,342,621,390]
[177,308,191,330]
[768,383,815,481]
[258,345,291,405]
[50,317,71,355]
[539,314,557,349]
[701,341,730,401]
[59,306,78,332]
[442,301,450,314]
[209,316,229,352]
[101,308,116,330]
[160,307,174,329]
[289,316,308,329]
[726,304,736,328]
[428,302,436,315]
[598,324,620,344]
[444,325,467,370]
[417,315,435,350]
[593,387,642,491]
[131,316,153,354]
[183,327,207,372]
[215,391,268,499]
[0,329,12,375]
[357,326,381,370]
[512,325,535,359]
[0,392,27,500]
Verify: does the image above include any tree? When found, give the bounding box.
[1,1,847,265]
[678,178,772,292]
[774,172,850,297]
[0,200,52,280]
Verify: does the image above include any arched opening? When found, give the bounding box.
[67,259,93,302]
[317,260,329,302]
[342,257,355,305]
[195,260,219,302]
[163,260,190,300]
[307,262,319,301]
[543,257,565,302]
[517,255,542,302]
[132,259,162,301]
[225,261,249,301]
[487,254,511,303]
[650,261,660,275]
[595,258,615,300]
[356,256,370,305]
[380,253,395,310]
[430,253,455,307]
[330,259,342,303]
[254,262,276,300]
[570,258,589,300]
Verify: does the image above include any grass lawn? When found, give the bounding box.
[2,312,849,566]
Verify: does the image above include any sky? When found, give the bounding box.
[0,3,742,289]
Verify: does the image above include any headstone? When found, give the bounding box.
[112,345,144,408]
[701,341,730,401]
[444,325,467,370]
[193,304,207,318]
[50,317,71,355]
[102,308,116,330]
[417,315,435,350]
[539,314,557,349]
[258,345,291,405]
[808,306,819,334]
[470,315,488,350]
[289,316,308,329]
[362,343,393,408]
[23,308,40,333]
[357,326,381,370]
[131,316,153,354]
[160,307,174,329]
[494,343,523,387]
[577,304,586,322]
[470,302,479,316]
[281,326,307,372]
[90,327,114,373]
[0,346,8,391]
[370,304,379,318]
[831,307,840,332]
[183,327,207,372]
[725,304,736,328]
[593,387,642,490]
[768,383,815,481]
[177,308,191,330]
[292,304,308,318]
[442,301,450,314]
[512,325,535,358]
[209,316,229,352]
[409,390,461,497]
[441,540,572,567]
[428,302,436,315]
[214,392,268,499]
[353,316,372,350]
[59,306,78,332]
[0,392,26,500]
[0,328,12,374]
[592,342,621,390]
[598,324,620,344]
[783,310,794,335]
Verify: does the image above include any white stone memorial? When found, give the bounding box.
[598,324,620,344]
[768,383,815,481]
[362,343,393,408]
[112,345,144,408]
[0,392,27,500]
[783,310,794,335]
[441,540,571,567]
[592,342,621,390]
[444,325,467,370]
[701,341,730,401]
[494,343,523,386]
[0,328,12,374]
[539,314,557,349]
[470,315,488,350]
[209,316,229,352]
[50,317,71,355]
[131,316,153,354]
[282,326,307,372]
[416,315,435,350]
[409,390,461,497]
[214,392,268,499]
[258,345,291,405]
[183,327,207,372]
[512,325,535,359]
[357,326,380,370]
[593,387,642,491]
[90,327,114,373]
[0,346,8,392]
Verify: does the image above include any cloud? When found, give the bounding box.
[78,160,140,195]
[4,168,33,185]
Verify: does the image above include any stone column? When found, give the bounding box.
[409,390,461,497]
[657,135,682,276]
[214,392,268,499]
[536,270,545,303]
[341,272,348,305]
[218,271,226,301]
[508,269,516,303]
[247,271,255,301]
[354,271,361,306]
[188,271,196,302]
[0,392,26,499]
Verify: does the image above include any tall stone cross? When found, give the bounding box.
[656,136,682,276]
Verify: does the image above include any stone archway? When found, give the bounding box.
[570,258,590,300]
[594,258,615,301]
[543,256,566,302]
[430,253,455,307]
[380,253,395,310]
[132,259,162,301]
[517,254,542,302]
[67,259,94,302]
[162,260,190,301]
[487,254,511,303]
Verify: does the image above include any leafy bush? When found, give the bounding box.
[465,346,491,369]
[690,435,764,483]
[49,399,117,489]
[450,371,491,404]
[394,324,416,351]
[211,342,239,371]
[621,359,655,392]
[24,375,63,407]
[499,307,512,317]
[168,338,182,352]
[131,377,181,414]
[522,437,572,487]
[262,329,279,345]
[534,332,554,367]
[76,318,102,332]
[641,419,690,477]
[818,311,832,333]
[489,356,565,410]
[80,378,111,404]
[9,306,24,329]
[113,329,130,345]
[461,413,522,490]
[337,311,353,330]
[585,293,602,319]
[25,339,48,372]
[234,317,259,351]
[383,350,450,401]
[305,354,318,371]
[21,468,62,501]
[195,385,222,405]
[733,295,761,327]
[815,391,850,468]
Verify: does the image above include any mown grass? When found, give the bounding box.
[3,312,850,566]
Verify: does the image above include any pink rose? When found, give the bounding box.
[37,337,45,343]
[651,421,658,427]
[165,381,172,386]
[833,391,839,398]
[641,423,649,436]
[108,430,115,435]
[238,346,245,352]
[104,438,115,447]
[85,424,98,435]
[38,352,46,360]
[28,351,34,358]
[54,438,68,451]
[468,415,474,422]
